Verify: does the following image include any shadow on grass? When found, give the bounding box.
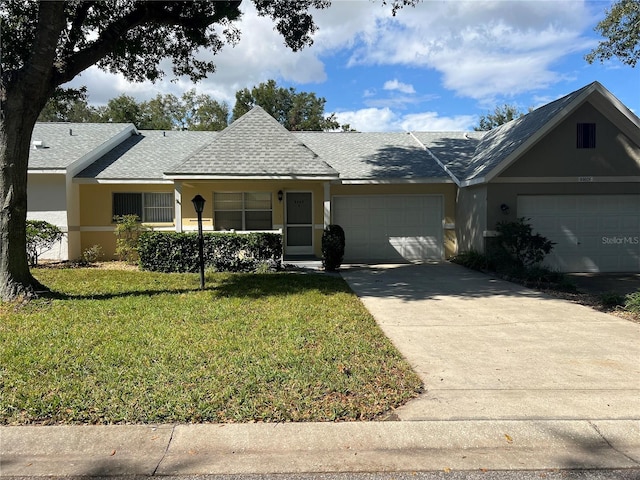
[211,272,352,299]
[36,272,351,302]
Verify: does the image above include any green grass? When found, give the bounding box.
[0,268,422,425]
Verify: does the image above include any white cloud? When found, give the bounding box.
[335,108,475,132]
[383,79,415,94]
[345,0,595,103]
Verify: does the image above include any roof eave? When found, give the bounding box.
[164,174,339,181]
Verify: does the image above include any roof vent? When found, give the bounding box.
[32,140,47,149]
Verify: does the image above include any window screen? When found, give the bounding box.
[113,192,173,222]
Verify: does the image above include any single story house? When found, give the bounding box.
[27,81,640,272]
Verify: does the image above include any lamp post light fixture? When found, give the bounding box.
[191,194,206,290]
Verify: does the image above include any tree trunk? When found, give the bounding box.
[0,2,66,301]
[0,92,48,301]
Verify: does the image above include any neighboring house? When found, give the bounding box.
[27,81,640,272]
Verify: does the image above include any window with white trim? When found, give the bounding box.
[214,192,272,231]
[112,192,174,222]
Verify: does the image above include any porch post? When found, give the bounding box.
[323,182,331,227]
[174,182,183,233]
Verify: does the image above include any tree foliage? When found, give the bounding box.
[474,104,527,131]
[586,0,640,67]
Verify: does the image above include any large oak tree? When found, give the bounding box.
[0,0,335,301]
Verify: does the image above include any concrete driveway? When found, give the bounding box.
[340,262,640,422]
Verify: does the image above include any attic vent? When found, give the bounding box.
[32,140,47,149]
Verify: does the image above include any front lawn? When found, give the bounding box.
[0,268,422,425]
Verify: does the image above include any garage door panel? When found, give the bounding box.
[334,195,443,262]
[518,195,640,273]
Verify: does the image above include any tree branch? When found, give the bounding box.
[54,1,241,86]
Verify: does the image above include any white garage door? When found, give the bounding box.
[518,195,640,273]
[333,195,443,262]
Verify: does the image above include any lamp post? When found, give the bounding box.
[191,194,206,290]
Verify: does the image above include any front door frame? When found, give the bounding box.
[285,191,314,256]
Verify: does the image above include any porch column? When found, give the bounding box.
[174,182,183,232]
[323,182,331,227]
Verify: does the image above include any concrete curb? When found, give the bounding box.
[2,420,639,477]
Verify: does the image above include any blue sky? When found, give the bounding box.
[67,0,640,132]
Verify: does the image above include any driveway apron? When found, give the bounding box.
[340,262,640,421]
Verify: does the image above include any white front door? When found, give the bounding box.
[285,192,313,255]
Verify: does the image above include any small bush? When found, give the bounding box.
[82,244,104,264]
[494,217,555,268]
[599,291,626,308]
[322,224,345,272]
[26,220,65,266]
[624,291,640,313]
[451,249,488,271]
[114,215,147,264]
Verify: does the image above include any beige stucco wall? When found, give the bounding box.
[500,102,640,178]
[330,182,458,258]
[78,183,175,259]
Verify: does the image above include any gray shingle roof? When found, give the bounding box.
[294,131,451,180]
[454,82,599,183]
[29,123,133,170]
[76,130,217,180]
[166,106,338,178]
[411,131,485,182]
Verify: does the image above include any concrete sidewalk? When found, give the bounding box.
[2,420,639,476]
[2,262,640,477]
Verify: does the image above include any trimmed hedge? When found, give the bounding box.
[138,231,282,273]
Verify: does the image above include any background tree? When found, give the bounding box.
[232,79,341,131]
[0,0,334,301]
[474,104,527,131]
[586,0,640,67]
[181,90,229,131]
[101,94,145,125]
[139,94,180,130]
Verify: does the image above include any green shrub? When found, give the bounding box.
[113,215,147,264]
[138,231,282,273]
[599,291,626,308]
[26,220,65,266]
[494,217,555,268]
[451,249,488,271]
[625,291,640,313]
[322,224,345,272]
[82,244,104,264]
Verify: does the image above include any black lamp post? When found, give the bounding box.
[192,194,206,290]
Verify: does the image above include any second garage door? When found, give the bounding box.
[333,195,444,262]
[518,194,640,273]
